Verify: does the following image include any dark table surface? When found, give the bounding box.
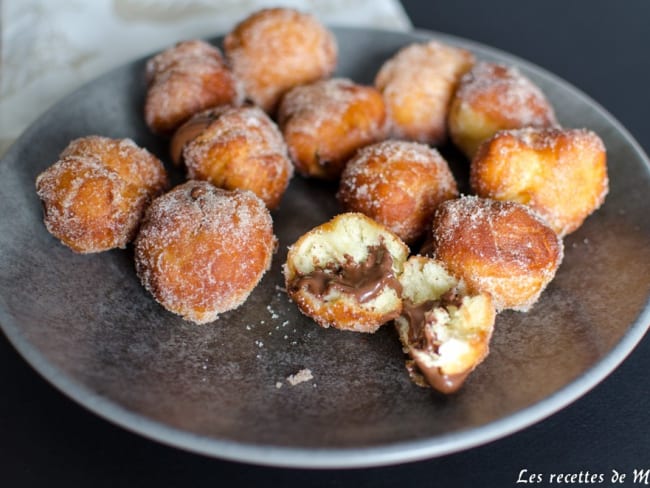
[2,1,649,486]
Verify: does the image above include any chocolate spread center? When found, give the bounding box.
[170,112,218,165]
[290,243,402,304]
[403,288,463,350]
[403,299,438,351]
[406,360,470,395]
[401,289,469,394]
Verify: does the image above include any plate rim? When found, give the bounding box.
[1,25,649,469]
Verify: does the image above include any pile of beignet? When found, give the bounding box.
[35,8,608,394]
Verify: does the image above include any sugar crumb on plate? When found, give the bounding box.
[286,368,313,386]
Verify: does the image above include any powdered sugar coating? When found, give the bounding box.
[134,181,276,324]
[448,62,558,158]
[145,40,225,85]
[504,126,606,153]
[375,40,475,144]
[36,136,168,253]
[278,78,388,179]
[431,196,563,311]
[61,136,168,192]
[182,105,293,209]
[224,8,337,113]
[278,78,386,136]
[338,140,458,244]
[145,40,243,135]
[471,127,608,236]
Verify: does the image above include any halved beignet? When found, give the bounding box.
[396,256,496,394]
[284,213,408,332]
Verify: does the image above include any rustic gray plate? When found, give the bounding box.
[1,28,649,468]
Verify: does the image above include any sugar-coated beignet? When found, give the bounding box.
[278,78,388,180]
[36,136,168,253]
[145,40,243,135]
[171,105,293,209]
[135,181,276,324]
[284,213,409,333]
[375,40,474,145]
[337,140,458,244]
[448,62,557,159]
[430,196,563,311]
[396,256,495,394]
[471,127,608,237]
[224,8,337,114]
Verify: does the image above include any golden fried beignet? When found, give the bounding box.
[396,256,495,394]
[430,196,563,311]
[35,136,168,253]
[375,40,474,145]
[171,105,293,209]
[145,40,243,135]
[284,213,409,333]
[224,8,337,114]
[448,62,557,159]
[278,78,388,180]
[470,127,608,237]
[134,181,275,324]
[337,140,458,244]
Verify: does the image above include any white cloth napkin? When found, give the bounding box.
[0,0,411,155]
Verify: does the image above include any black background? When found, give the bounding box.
[2,1,649,486]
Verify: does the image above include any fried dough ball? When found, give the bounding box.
[471,127,608,237]
[170,105,292,209]
[430,196,563,312]
[35,136,168,253]
[278,78,388,180]
[284,213,409,333]
[224,8,337,114]
[145,40,243,135]
[375,40,475,145]
[396,256,496,394]
[337,140,458,244]
[448,62,558,159]
[134,181,275,324]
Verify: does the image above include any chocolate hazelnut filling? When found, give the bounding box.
[401,288,469,394]
[406,360,470,394]
[403,299,438,351]
[404,288,463,350]
[290,243,402,304]
[170,112,219,165]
